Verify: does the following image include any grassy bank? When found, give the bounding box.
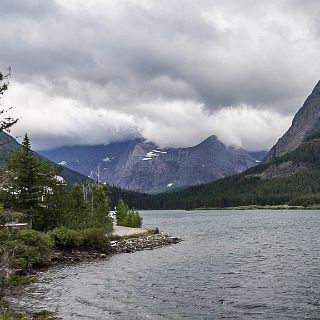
[0,307,59,320]
[192,204,320,210]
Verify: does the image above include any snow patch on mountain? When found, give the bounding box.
[152,149,167,154]
[142,149,168,161]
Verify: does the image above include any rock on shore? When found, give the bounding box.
[110,233,181,253]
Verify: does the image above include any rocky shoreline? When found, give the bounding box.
[110,233,181,253]
[51,232,182,263]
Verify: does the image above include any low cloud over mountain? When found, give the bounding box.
[1,0,320,150]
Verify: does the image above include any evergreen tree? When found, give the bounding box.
[116,198,143,228]
[5,134,65,229]
[0,68,18,133]
[6,134,42,217]
[116,199,128,225]
[91,184,112,232]
[64,184,89,229]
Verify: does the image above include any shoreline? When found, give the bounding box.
[51,232,182,263]
[189,205,320,210]
[1,230,182,319]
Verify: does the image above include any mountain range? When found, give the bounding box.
[139,80,320,209]
[3,79,320,208]
[39,136,261,193]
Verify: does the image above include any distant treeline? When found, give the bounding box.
[114,139,320,209]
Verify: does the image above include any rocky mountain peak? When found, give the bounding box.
[265,80,320,161]
[308,80,320,100]
[40,135,257,193]
[197,135,219,146]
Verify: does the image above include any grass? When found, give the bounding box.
[0,309,60,320]
[10,275,35,287]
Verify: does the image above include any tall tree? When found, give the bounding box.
[6,134,41,216]
[5,134,65,229]
[92,184,112,232]
[0,68,18,133]
[64,184,89,229]
[116,199,129,225]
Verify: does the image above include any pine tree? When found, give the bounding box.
[92,184,112,232]
[6,134,42,217]
[5,134,66,229]
[64,184,88,229]
[116,199,128,225]
[0,68,18,133]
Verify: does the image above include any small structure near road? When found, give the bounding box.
[0,210,31,231]
[1,222,30,231]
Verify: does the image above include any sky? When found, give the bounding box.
[1,0,320,151]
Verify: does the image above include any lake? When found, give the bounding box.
[13,210,320,319]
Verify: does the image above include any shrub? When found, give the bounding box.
[48,227,108,251]
[123,210,143,228]
[147,227,159,235]
[48,227,83,249]
[10,274,34,286]
[7,230,54,268]
[116,199,143,228]
[80,228,108,251]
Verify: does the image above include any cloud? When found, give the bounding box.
[1,0,320,150]
[6,82,292,151]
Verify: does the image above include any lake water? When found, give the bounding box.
[13,210,320,319]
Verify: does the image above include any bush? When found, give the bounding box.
[8,230,54,268]
[10,274,34,287]
[80,228,109,251]
[116,199,143,228]
[48,227,108,251]
[48,227,83,249]
[123,210,143,228]
[149,227,159,235]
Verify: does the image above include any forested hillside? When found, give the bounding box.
[125,138,320,210]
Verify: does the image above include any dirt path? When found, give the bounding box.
[112,226,149,236]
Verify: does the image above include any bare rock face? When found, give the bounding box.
[265,81,320,161]
[40,136,258,193]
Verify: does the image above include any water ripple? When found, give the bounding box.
[10,210,320,320]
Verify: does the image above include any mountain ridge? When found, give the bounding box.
[265,80,320,161]
[39,135,258,193]
[138,79,320,209]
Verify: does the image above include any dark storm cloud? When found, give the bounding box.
[0,0,59,18]
[2,0,320,149]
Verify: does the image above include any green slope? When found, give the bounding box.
[146,138,320,209]
[96,138,320,210]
